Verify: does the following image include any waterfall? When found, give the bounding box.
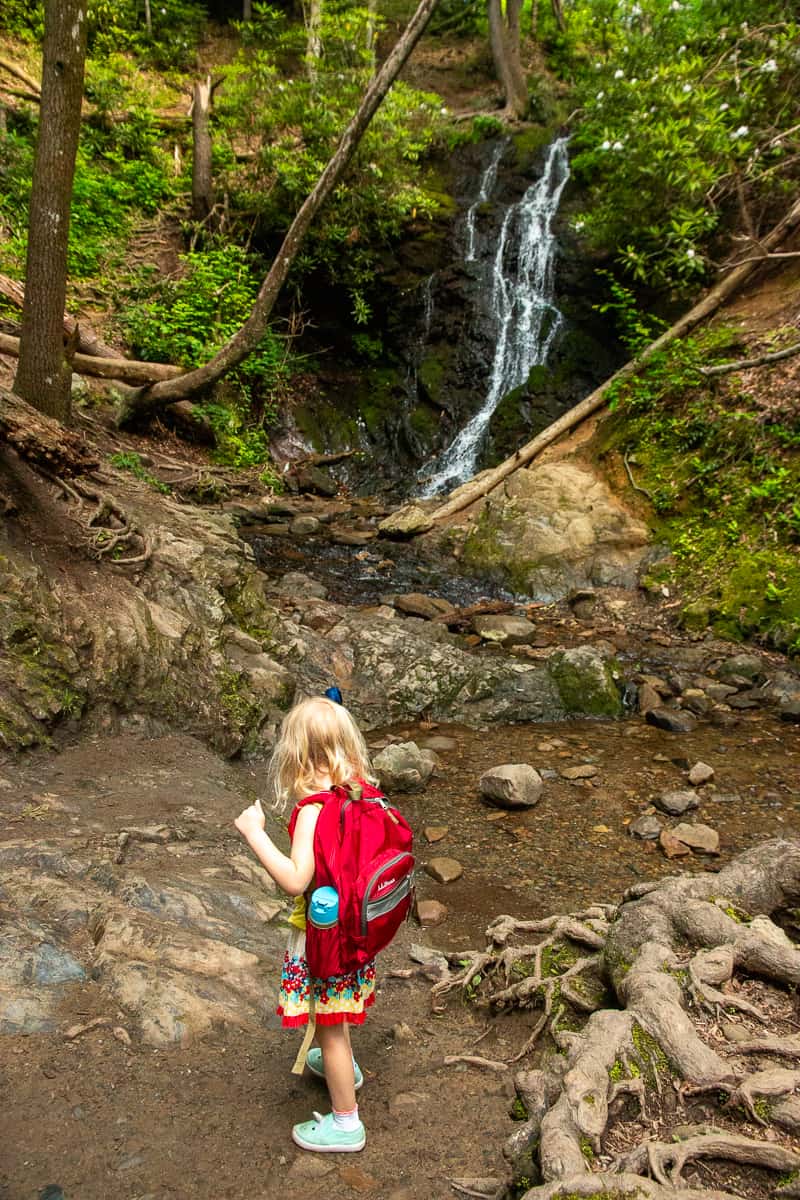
[420,136,570,497]
[464,142,505,264]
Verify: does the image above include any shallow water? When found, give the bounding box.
[379,710,800,949]
[251,529,516,607]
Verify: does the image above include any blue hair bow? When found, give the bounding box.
[324,686,343,705]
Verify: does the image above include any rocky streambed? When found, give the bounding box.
[2,451,800,1199]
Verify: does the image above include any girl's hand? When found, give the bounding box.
[234,800,266,841]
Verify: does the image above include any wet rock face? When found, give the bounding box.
[457,461,652,602]
[274,137,624,497]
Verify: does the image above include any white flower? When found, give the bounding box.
[677,44,686,54]
[682,83,692,93]
[440,107,448,115]
[630,77,638,85]
[612,140,624,150]
[731,125,749,138]
[686,248,696,259]
[670,0,683,9]
[614,68,625,79]
[160,6,166,12]
[596,90,605,100]
[649,105,657,113]
[574,220,585,231]
[631,3,642,14]
[600,139,611,150]
[761,59,778,73]
[595,61,603,69]
[719,102,729,112]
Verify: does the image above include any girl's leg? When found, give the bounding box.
[316,1023,357,1113]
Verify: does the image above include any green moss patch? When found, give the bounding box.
[597,328,800,654]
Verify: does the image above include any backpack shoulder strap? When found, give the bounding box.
[287,789,338,839]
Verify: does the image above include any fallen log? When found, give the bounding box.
[0,55,40,99]
[426,193,800,524]
[0,274,119,360]
[0,332,183,386]
[0,386,99,476]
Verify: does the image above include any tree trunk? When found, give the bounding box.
[427,191,800,523]
[13,0,87,423]
[0,273,118,360]
[243,0,253,19]
[116,0,440,426]
[305,0,323,84]
[487,0,528,119]
[192,76,214,225]
[144,0,152,36]
[365,0,377,70]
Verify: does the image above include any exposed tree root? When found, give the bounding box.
[43,470,152,566]
[617,1131,800,1183]
[437,839,800,1200]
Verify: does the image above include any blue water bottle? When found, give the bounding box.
[308,886,339,929]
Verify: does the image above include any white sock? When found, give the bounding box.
[332,1105,360,1131]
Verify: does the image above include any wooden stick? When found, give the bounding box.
[699,340,800,377]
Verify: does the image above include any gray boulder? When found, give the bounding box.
[547,647,623,718]
[458,461,651,600]
[378,505,434,537]
[473,614,537,646]
[373,742,435,792]
[479,764,543,809]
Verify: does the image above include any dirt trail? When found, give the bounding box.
[1,707,799,1200]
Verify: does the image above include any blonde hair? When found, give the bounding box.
[268,696,376,810]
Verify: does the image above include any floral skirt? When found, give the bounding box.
[277,927,376,1028]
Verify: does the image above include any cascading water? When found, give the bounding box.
[464,142,504,264]
[419,136,570,497]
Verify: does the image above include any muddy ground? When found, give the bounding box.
[1,705,798,1200]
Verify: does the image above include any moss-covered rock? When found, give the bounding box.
[548,647,623,718]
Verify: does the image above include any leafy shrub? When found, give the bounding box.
[548,0,800,291]
[603,327,800,646]
[1,1,205,68]
[215,0,447,320]
[118,244,287,466]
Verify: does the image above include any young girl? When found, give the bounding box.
[234,694,377,1153]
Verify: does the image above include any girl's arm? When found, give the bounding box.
[234,801,319,896]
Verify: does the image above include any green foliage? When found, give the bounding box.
[551,0,800,291]
[0,0,43,40]
[0,0,204,67]
[215,0,447,318]
[109,451,171,493]
[0,64,175,280]
[602,326,800,650]
[594,271,667,354]
[118,244,286,469]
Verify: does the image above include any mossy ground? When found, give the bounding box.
[596,326,800,655]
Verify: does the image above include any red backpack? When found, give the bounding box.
[289,780,415,979]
